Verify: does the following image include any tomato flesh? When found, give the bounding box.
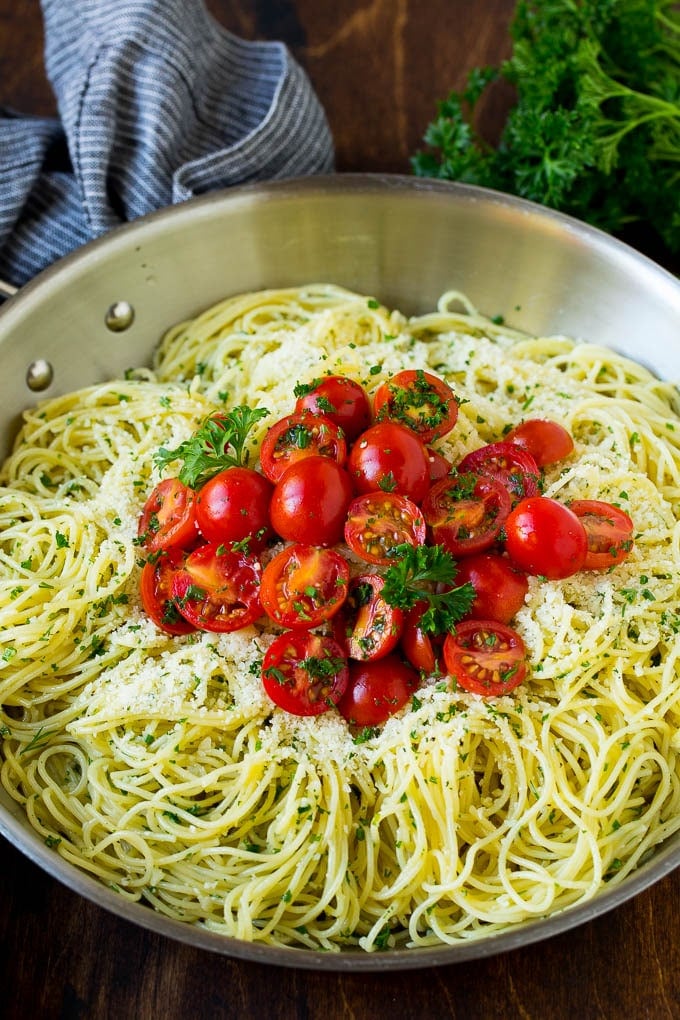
[262,631,349,716]
[422,473,511,557]
[139,549,195,636]
[269,456,354,547]
[373,369,459,443]
[138,477,197,553]
[195,467,273,548]
[259,411,347,483]
[337,655,419,727]
[259,543,350,629]
[504,496,588,579]
[332,574,404,661]
[344,492,426,565]
[458,441,541,503]
[443,620,528,697]
[569,499,634,570]
[171,543,263,632]
[348,421,430,503]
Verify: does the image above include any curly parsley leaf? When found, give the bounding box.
[381,543,475,635]
[154,405,269,488]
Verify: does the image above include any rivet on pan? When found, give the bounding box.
[26,359,54,392]
[105,301,135,332]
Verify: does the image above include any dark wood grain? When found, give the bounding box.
[1,3,679,1018]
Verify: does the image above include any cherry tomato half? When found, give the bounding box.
[569,499,634,570]
[269,456,354,547]
[195,467,273,548]
[373,369,459,443]
[259,412,347,483]
[171,543,263,632]
[422,473,511,557]
[139,548,195,636]
[138,477,197,553]
[348,421,430,503]
[506,418,574,467]
[332,574,404,661]
[400,600,444,676]
[294,375,371,442]
[443,619,528,697]
[454,552,529,624]
[344,492,426,565]
[259,543,350,629]
[337,655,419,727]
[458,441,541,504]
[504,496,588,580]
[261,631,349,717]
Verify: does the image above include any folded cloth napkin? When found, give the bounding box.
[0,0,334,287]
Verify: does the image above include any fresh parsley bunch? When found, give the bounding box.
[412,0,680,259]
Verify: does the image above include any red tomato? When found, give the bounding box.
[344,492,426,565]
[506,419,574,467]
[337,655,419,727]
[454,552,529,624]
[171,543,263,632]
[261,631,349,717]
[422,473,511,557]
[504,496,588,579]
[259,412,347,483]
[400,600,444,676]
[427,447,452,482]
[294,375,371,441]
[259,544,349,629]
[195,467,273,548]
[332,574,404,661]
[139,549,195,636]
[457,441,541,503]
[269,457,354,547]
[373,369,459,442]
[137,478,197,553]
[347,421,430,503]
[569,499,634,570]
[443,620,528,697]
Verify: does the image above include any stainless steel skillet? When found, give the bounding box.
[1,173,679,970]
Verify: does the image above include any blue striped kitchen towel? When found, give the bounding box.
[0,0,334,287]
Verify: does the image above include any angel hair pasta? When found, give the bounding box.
[2,283,680,952]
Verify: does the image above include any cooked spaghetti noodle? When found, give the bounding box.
[2,283,680,951]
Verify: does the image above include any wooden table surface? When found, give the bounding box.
[1,2,679,1018]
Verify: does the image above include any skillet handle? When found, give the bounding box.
[0,279,18,300]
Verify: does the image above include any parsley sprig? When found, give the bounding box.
[154,405,269,488]
[381,543,475,634]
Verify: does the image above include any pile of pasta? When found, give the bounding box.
[2,284,680,952]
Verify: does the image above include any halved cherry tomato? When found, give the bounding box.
[506,418,574,467]
[269,456,354,547]
[332,574,404,661]
[344,492,426,565]
[443,619,528,697]
[139,548,195,636]
[347,421,430,503]
[259,412,347,483]
[400,600,444,676]
[337,655,419,727]
[422,473,511,557]
[454,552,529,624]
[504,496,587,579]
[137,478,197,553]
[294,375,371,442]
[569,499,634,570]
[458,441,541,503]
[373,369,459,443]
[259,543,349,629]
[261,631,349,717]
[171,543,263,632]
[195,467,273,548]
